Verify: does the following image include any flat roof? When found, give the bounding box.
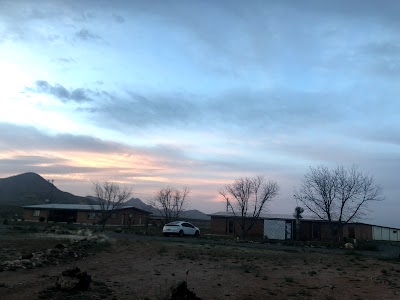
[210,212,400,230]
[23,203,152,214]
[209,211,318,221]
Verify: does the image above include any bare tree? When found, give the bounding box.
[294,165,384,241]
[219,176,279,239]
[91,182,132,230]
[148,187,190,224]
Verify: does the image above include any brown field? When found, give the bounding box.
[1,224,400,300]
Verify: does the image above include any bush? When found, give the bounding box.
[356,241,379,251]
[39,217,45,222]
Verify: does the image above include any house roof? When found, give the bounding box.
[209,211,319,221]
[23,203,152,214]
[210,212,400,229]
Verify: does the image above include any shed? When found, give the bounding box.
[372,225,400,241]
[23,203,151,226]
[209,211,400,242]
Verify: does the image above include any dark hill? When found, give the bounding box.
[0,172,89,207]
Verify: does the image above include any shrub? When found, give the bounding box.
[39,217,45,222]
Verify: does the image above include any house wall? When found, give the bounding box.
[343,224,372,241]
[23,207,149,226]
[23,208,49,222]
[210,216,264,237]
[373,226,400,241]
[301,222,374,241]
[300,222,336,241]
[300,222,322,241]
[210,217,228,235]
[76,208,149,226]
[212,217,383,242]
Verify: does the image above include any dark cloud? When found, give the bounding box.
[57,57,76,63]
[0,123,123,153]
[359,41,400,77]
[33,80,92,103]
[94,92,198,128]
[91,89,344,135]
[0,123,197,170]
[362,42,400,57]
[0,156,67,166]
[75,28,101,41]
[286,0,400,26]
[356,127,400,147]
[112,14,125,23]
[0,156,132,177]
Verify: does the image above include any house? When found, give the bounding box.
[210,211,400,242]
[22,204,151,226]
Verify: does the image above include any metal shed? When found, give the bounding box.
[373,226,400,241]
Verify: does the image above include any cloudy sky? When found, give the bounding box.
[1,0,399,227]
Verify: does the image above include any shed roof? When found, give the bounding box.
[23,203,152,214]
[209,211,319,221]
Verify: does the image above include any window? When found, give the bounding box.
[33,210,40,217]
[87,212,96,219]
[393,230,397,234]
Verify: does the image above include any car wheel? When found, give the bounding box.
[178,230,184,237]
[194,230,200,237]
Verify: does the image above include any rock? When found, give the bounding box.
[170,281,201,300]
[57,276,78,291]
[21,259,31,265]
[344,243,354,249]
[75,271,91,291]
[62,267,81,277]
[21,253,33,260]
[50,249,61,255]
[55,243,67,249]
[57,267,91,291]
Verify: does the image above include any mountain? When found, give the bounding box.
[126,198,210,220]
[126,197,155,212]
[0,172,210,220]
[180,209,211,220]
[0,172,90,207]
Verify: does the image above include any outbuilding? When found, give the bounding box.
[210,211,400,242]
[23,203,151,226]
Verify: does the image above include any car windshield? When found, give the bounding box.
[166,221,180,225]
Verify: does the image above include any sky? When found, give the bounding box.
[0,0,399,228]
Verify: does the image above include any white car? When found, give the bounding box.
[163,221,200,237]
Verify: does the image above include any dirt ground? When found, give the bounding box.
[1,225,400,300]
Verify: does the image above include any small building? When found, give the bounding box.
[371,224,400,242]
[210,211,400,242]
[22,204,151,226]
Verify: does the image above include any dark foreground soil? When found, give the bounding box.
[1,226,400,300]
